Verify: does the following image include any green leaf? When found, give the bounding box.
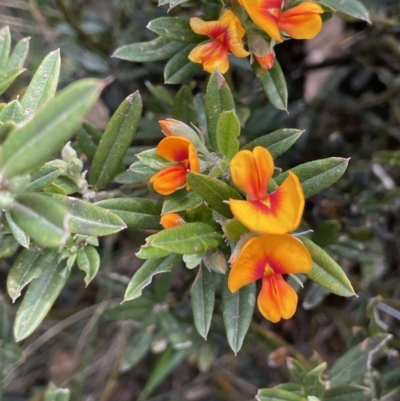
[222,280,256,354]
[136,148,175,170]
[253,59,288,111]
[186,172,242,218]
[242,129,303,158]
[124,254,181,301]
[0,67,25,96]
[221,219,250,242]
[216,110,240,160]
[77,246,100,286]
[0,120,17,142]
[0,100,24,123]
[0,294,12,340]
[7,247,58,303]
[26,165,61,192]
[324,384,372,401]
[373,150,400,167]
[274,157,349,198]
[256,388,304,401]
[319,0,370,22]
[310,220,341,248]
[146,81,174,106]
[10,193,69,248]
[164,43,202,84]
[46,194,126,236]
[0,78,105,178]
[95,198,162,230]
[1,342,23,364]
[191,265,215,339]
[5,210,29,248]
[77,121,102,162]
[158,311,191,348]
[44,176,78,195]
[300,236,355,297]
[147,17,204,43]
[14,259,70,341]
[112,37,186,62]
[303,363,327,398]
[0,235,19,258]
[6,37,30,69]
[172,85,196,125]
[169,0,191,9]
[162,189,203,214]
[329,334,392,386]
[205,70,235,151]
[89,92,142,190]
[104,297,153,321]
[20,49,61,118]
[0,26,11,69]
[137,222,222,259]
[44,382,70,401]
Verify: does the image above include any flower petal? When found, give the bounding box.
[156,136,191,163]
[188,143,200,173]
[230,146,274,201]
[228,233,312,293]
[224,12,249,58]
[279,2,323,39]
[239,0,284,42]
[190,17,227,39]
[255,51,275,70]
[258,275,298,322]
[230,171,304,234]
[188,41,230,74]
[161,213,184,228]
[149,165,187,195]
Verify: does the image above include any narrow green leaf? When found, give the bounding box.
[191,265,215,339]
[10,193,69,248]
[301,236,355,297]
[256,388,304,401]
[158,311,191,348]
[147,17,204,43]
[7,247,58,303]
[162,189,203,214]
[26,165,61,192]
[5,211,29,248]
[324,384,372,401]
[104,297,153,321]
[0,26,11,69]
[274,157,350,198]
[242,129,303,158]
[222,280,256,354]
[14,260,70,341]
[0,78,105,178]
[303,363,327,398]
[136,148,175,170]
[77,121,102,162]
[1,342,23,364]
[77,245,100,286]
[44,382,70,401]
[0,294,12,340]
[46,194,127,236]
[169,0,191,9]
[137,222,222,259]
[20,49,61,118]
[329,334,392,386]
[186,172,242,218]
[96,198,162,230]
[253,59,288,111]
[319,0,370,22]
[205,70,235,150]
[216,110,240,160]
[0,67,25,96]
[0,120,16,142]
[124,254,181,301]
[172,86,196,125]
[164,43,202,84]
[112,37,186,62]
[89,92,142,190]
[0,100,24,123]
[6,37,30,69]
[0,234,19,258]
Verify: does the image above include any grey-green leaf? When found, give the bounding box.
[77,245,100,286]
[0,67,25,96]
[222,280,256,354]
[216,110,240,160]
[26,165,61,192]
[256,388,304,401]
[320,0,370,22]
[14,260,70,341]
[0,26,11,69]
[5,211,29,248]
[89,92,142,190]
[0,100,24,123]
[6,37,30,69]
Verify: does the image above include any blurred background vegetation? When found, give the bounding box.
[0,0,400,400]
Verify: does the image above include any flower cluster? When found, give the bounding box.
[188,0,324,73]
[148,120,312,323]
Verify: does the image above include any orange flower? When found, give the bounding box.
[160,213,184,228]
[229,146,304,234]
[248,34,275,70]
[149,137,200,195]
[189,10,249,74]
[228,234,312,322]
[254,50,275,70]
[238,0,324,42]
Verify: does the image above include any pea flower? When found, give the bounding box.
[160,213,184,229]
[238,0,324,42]
[149,136,200,195]
[188,10,249,74]
[228,234,312,322]
[248,34,275,70]
[229,146,304,234]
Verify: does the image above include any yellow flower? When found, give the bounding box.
[228,234,312,322]
[229,146,304,234]
[189,10,249,74]
[238,0,324,42]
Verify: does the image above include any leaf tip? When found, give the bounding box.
[101,75,115,88]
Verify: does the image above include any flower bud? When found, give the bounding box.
[248,34,275,70]
[203,249,227,275]
[160,212,185,229]
[220,218,250,242]
[62,141,78,162]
